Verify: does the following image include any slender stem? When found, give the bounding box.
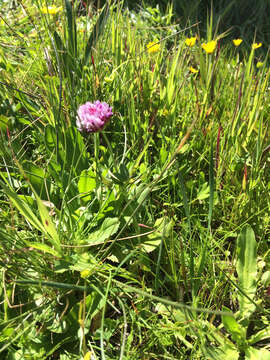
[102,132,118,171]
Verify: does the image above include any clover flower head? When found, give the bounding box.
[41,5,63,15]
[256,61,263,68]
[77,101,113,133]
[185,37,197,47]
[147,41,160,54]
[252,42,262,50]
[202,40,217,54]
[232,39,243,47]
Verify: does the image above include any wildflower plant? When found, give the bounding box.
[41,5,63,15]
[256,61,263,68]
[147,40,160,54]
[189,66,199,73]
[76,101,113,133]
[185,36,196,47]
[0,1,270,359]
[232,38,243,47]
[252,42,262,49]
[201,40,217,54]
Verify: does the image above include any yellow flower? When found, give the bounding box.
[232,39,243,47]
[256,61,263,68]
[252,42,262,50]
[185,37,196,47]
[189,66,199,73]
[147,41,160,54]
[84,352,92,360]
[80,269,91,279]
[201,40,217,54]
[41,5,63,15]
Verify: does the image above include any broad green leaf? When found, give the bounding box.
[45,125,57,152]
[0,115,10,130]
[141,217,174,253]
[245,346,270,360]
[248,326,270,345]
[261,270,270,286]
[66,291,105,327]
[18,194,34,206]
[53,259,71,273]
[64,127,88,174]
[48,319,67,334]
[140,237,161,253]
[78,169,96,202]
[69,252,98,273]
[197,182,210,200]
[113,163,130,184]
[23,162,47,197]
[84,218,119,245]
[203,343,239,360]
[221,306,246,345]
[25,242,60,257]
[236,225,257,318]
[137,186,151,204]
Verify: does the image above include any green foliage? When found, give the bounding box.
[236,225,257,320]
[0,0,269,359]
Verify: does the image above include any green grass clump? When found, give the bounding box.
[0,1,269,359]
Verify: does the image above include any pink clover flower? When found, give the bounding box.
[76,101,113,132]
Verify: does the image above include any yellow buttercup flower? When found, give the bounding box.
[80,269,91,279]
[256,61,263,68]
[232,39,243,47]
[185,37,196,47]
[252,42,262,50]
[189,66,199,73]
[84,352,92,360]
[147,41,160,54]
[41,5,63,15]
[201,40,217,54]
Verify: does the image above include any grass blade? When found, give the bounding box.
[84,2,110,66]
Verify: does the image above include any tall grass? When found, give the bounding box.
[0,1,269,359]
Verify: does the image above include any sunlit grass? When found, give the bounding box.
[0,0,269,359]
